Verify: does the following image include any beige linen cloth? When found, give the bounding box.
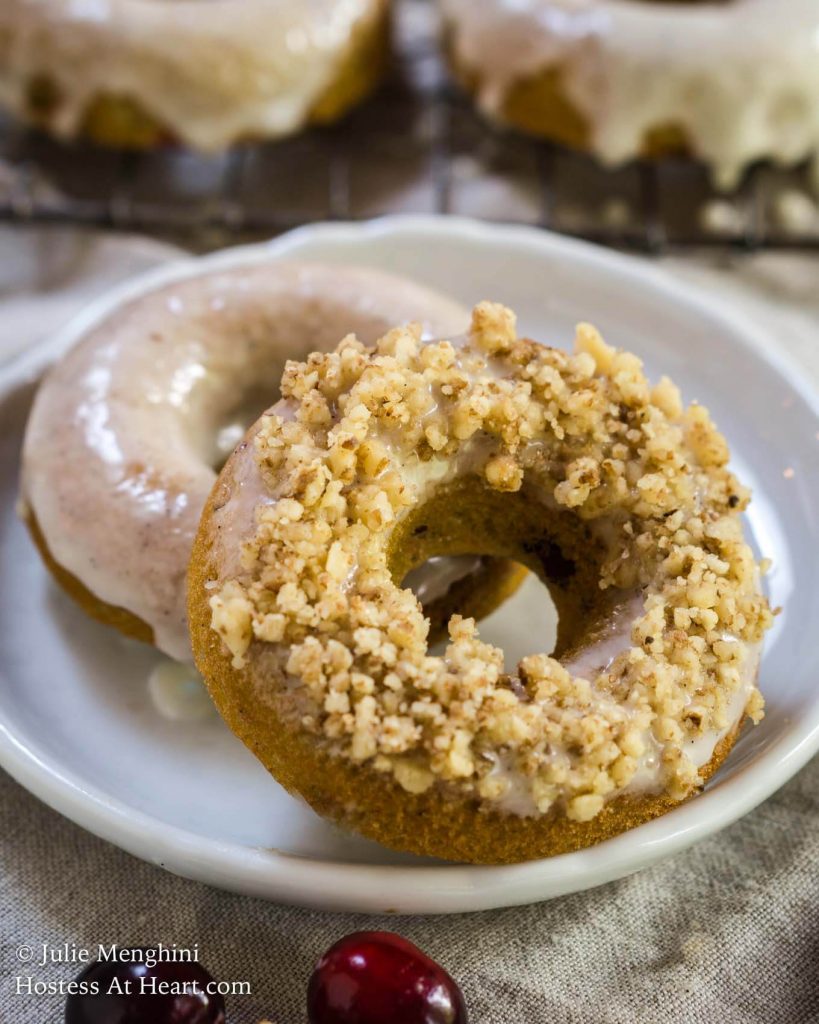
[1,228,817,1024]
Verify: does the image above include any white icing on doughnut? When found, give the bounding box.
[0,0,384,149]
[562,592,645,682]
[442,0,819,186]
[148,659,215,721]
[22,262,468,660]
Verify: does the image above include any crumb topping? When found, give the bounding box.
[208,303,773,820]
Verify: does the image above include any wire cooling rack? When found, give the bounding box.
[2,0,819,252]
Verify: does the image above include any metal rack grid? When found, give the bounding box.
[2,0,819,252]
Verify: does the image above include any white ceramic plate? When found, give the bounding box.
[1,216,817,914]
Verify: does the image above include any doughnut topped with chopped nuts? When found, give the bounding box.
[188,302,774,864]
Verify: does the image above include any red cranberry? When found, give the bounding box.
[64,951,225,1024]
[307,931,467,1024]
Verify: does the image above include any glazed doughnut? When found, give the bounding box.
[441,0,819,188]
[20,261,477,661]
[189,301,773,864]
[0,0,389,149]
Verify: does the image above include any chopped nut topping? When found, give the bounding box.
[208,304,772,819]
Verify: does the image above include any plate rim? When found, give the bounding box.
[2,214,818,914]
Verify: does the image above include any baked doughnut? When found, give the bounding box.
[441,0,819,188]
[0,0,389,149]
[189,301,774,863]
[20,261,477,661]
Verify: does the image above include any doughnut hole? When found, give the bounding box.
[402,554,529,648]
[402,554,563,661]
[387,476,613,673]
[206,384,275,471]
[181,355,290,475]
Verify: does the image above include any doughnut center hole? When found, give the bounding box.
[389,478,612,668]
[404,557,559,663]
[204,384,278,471]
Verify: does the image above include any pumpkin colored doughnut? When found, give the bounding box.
[189,301,773,862]
[440,0,819,188]
[0,0,390,149]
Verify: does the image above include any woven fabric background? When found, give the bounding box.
[1,230,818,1024]
[2,759,817,1024]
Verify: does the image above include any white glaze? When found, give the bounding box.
[562,592,644,681]
[21,261,469,660]
[0,0,382,149]
[442,0,819,187]
[148,659,215,722]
